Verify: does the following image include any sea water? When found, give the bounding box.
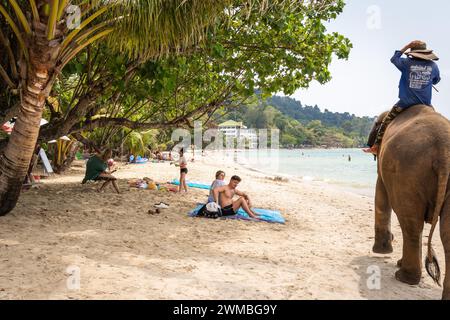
[229,148,378,197]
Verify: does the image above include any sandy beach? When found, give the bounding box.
[0,152,444,300]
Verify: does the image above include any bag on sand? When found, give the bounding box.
[200,202,222,219]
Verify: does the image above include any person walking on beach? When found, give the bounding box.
[212,175,260,219]
[178,148,188,193]
[364,40,440,155]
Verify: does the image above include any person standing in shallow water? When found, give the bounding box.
[364,40,440,155]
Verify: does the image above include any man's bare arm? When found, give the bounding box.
[234,189,246,197]
[235,189,252,206]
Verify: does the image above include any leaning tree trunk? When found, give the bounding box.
[54,142,80,174]
[0,24,60,215]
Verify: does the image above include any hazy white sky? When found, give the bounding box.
[287,0,450,118]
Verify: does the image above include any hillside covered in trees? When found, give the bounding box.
[218,96,375,148]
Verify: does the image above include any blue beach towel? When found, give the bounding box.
[171,179,210,190]
[189,204,285,224]
[129,155,148,164]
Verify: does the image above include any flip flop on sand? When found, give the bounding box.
[154,202,169,209]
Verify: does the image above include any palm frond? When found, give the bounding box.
[104,0,334,60]
[106,0,232,60]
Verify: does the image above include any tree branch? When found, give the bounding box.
[0,63,16,89]
[71,132,101,153]
[0,28,18,80]
[68,98,223,134]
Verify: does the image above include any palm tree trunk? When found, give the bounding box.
[0,23,60,215]
[0,71,50,215]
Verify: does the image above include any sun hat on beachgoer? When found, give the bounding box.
[407,42,439,61]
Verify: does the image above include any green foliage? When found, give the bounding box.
[122,129,158,156]
[108,0,232,60]
[204,0,352,96]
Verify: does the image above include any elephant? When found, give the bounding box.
[369,104,450,299]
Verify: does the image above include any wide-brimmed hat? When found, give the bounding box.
[407,43,439,61]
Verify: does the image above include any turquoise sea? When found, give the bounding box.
[230,148,378,197]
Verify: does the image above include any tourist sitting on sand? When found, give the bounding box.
[212,175,259,219]
[207,170,226,203]
[82,149,120,194]
[196,170,226,216]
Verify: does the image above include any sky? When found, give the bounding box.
[286,0,450,118]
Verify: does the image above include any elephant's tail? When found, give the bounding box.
[425,166,449,286]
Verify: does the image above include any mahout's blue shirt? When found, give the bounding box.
[391,50,440,108]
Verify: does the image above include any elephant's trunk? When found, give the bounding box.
[425,163,449,285]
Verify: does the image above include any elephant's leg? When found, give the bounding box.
[373,177,394,254]
[395,214,424,285]
[440,197,450,300]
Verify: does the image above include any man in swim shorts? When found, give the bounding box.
[212,175,259,219]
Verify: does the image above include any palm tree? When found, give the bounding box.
[0,0,233,215]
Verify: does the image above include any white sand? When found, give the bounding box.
[0,152,444,299]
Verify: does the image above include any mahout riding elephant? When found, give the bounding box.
[369,104,450,299]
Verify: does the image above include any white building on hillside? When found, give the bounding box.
[218,120,258,149]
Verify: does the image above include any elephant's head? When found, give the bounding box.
[367,111,389,147]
